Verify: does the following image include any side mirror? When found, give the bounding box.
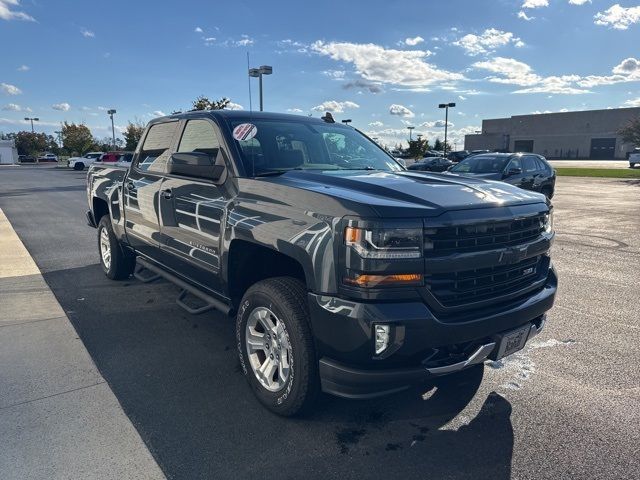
[169,152,225,180]
[505,167,522,177]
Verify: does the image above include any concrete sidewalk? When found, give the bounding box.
[0,209,165,480]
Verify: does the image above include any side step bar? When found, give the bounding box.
[135,257,232,316]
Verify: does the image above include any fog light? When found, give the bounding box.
[374,324,391,355]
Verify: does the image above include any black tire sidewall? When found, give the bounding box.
[97,216,132,280]
[236,283,312,415]
[74,162,84,171]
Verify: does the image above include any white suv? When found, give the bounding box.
[629,151,640,169]
[68,152,104,171]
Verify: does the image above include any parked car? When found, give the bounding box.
[68,152,104,171]
[447,150,470,162]
[629,151,640,168]
[98,151,134,163]
[449,152,556,198]
[86,110,556,416]
[407,156,453,172]
[426,150,444,157]
[468,149,491,156]
[37,152,58,162]
[18,154,36,163]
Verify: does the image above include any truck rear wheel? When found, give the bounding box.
[237,277,319,416]
[97,216,134,280]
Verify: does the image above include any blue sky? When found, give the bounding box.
[1,0,639,147]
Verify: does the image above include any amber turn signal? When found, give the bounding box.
[344,273,422,288]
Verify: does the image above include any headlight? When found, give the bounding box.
[542,210,554,234]
[344,226,422,259]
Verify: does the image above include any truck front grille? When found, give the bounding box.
[424,214,546,255]
[424,256,543,308]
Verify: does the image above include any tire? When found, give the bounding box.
[630,163,637,169]
[237,277,319,416]
[97,216,134,280]
[73,162,84,171]
[540,186,553,199]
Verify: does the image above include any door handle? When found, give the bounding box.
[162,188,173,199]
[126,181,136,191]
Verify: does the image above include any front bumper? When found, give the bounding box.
[309,266,557,399]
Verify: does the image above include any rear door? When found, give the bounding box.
[521,156,539,191]
[123,121,179,260]
[158,118,230,294]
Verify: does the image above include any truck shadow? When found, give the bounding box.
[43,263,514,480]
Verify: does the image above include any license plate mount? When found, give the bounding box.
[494,324,531,360]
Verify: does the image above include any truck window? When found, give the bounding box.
[177,119,221,157]
[136,121,178,173]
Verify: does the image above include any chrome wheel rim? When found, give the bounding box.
[99,228,111,270]
[245,307,292,392]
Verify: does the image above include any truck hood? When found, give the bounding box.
[265,170,545,218]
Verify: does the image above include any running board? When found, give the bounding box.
[133,263,161,283]
[135,257,231,316]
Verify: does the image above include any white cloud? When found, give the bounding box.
[287,108,304,113]
[419,120,453,128]
[473,57,590,94]
[81,28,95,38]
[203,37,216,45]
[52,102,71,111]
[311,100,359,113]
[2,103,30,112]
[1,82,21,95]
[389,104,415,118]
[0,0,34,21]
[323,69,346,79]
[569,0,591,5]
[152,110,166,117]
[622,97,640,107]
[458,95,467,100]
[454,28,524,56]
[369,121,384,127]
[404,36,424,46]
[522,0,548,8]
[612,57,640,74]
[17,64,29,71]
[194,27,203,33]
[311,41,463,87]
[235,35,254,46]
[226,102,244,110]
[594,4,640,29]
[518,10,535,20]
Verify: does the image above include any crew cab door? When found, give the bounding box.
[521,156,539,191]
[123,120,179,260]
[157,118,231,295]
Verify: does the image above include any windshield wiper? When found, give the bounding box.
[338,166,379,171]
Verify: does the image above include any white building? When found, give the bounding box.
[0,139,18,164]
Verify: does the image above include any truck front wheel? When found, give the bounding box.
[237,277,319,416]
[97,216,134,280]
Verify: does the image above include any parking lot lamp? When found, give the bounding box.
[248,65,273,111]
[107,109,116,149]
[24,117,39,133]
[438,102,455,157]
[407,126,415,142]
[341,119,352,125]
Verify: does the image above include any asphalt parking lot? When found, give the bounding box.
[0,165,638,480]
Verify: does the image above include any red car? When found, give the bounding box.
[99,151,134,163]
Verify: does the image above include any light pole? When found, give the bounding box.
[24,117,39,133]
[438,102,455,157]
[107,109,116,149]
[407,126,415,142]
[248,65,273,111]
[341,119,352,125]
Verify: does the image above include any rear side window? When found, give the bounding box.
[523,156,538,172]
[177,119,221,156]
[137,122,178,173]
[535,157,550,172]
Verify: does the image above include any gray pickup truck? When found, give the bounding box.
[86,110,557,416]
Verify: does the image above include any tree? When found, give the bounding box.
[12,131,50,156]
[123,121,145,150]
[191,96,230,111]
[619,117,640,147]
[62,122,96,156]
[407,138,431,158]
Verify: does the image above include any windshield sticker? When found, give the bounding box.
[233,123,258,141]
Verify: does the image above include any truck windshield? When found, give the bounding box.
[451,155,510,174]
[230,119,402,176]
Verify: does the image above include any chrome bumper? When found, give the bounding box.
[425,316,546,375]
